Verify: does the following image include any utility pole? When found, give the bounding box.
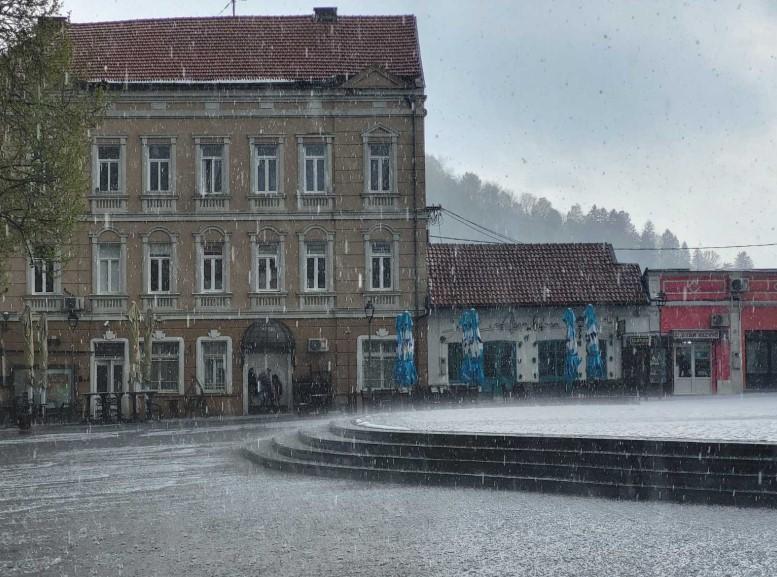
[232,0,236,16]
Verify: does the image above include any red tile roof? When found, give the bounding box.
[428,243,647,308]
[67,16,423,85]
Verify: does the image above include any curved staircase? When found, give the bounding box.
[242,419,777,508]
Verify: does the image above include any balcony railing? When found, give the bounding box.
[299,292,336,311]
[249,292,288,311]
[194,293,232,310]
[141,294,179,311]
[248,193,285,211]
[362,193,399,210]
[364,292,400,309]
[23,294,64,312]
[89,294,128,313]
[142,194,178,213]
[297,192,335,211]
[193,194,231,212]
[89,194,128,214]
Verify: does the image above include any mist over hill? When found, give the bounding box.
[425,156,753,271]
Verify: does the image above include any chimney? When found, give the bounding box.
[314,7,338,23]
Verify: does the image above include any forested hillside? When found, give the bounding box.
[425,156,753,270]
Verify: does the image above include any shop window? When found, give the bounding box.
[538,340,566,382]
[360,337,396,390]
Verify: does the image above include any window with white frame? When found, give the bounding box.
[361,338,396,390]
[201,340,227,392]
[143,340,182,392]
[305,241,327,291]
[255,144,278,193]
[201,241,224,292]
[303,143,326,193]
[31,253,58,294]
[200,144,224,194]
[97,243,121,294]
[149,243,171,293]
[256,243,279,291]
[368,143,392,192]
[148,144,171,193]
[97,144,121,193]
[370,241,393,290]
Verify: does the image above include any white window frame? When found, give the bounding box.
[362,125,398,195]
[90,337,129,394]
[195,137,230,196]
[369,241,393,291]
[256,244,279,291]
[148,243,172,294]
[249,137,283,195]
[194,230,231,295]
[356,335,397,391]
[304,241,328,292]
[142,137,177,195]
[28,252,61,295]
[97,243,122,295]
[368,143,392,193]
[201,242,225,293]
[297,136,333,195]
[141,335,185,394]
[196,333,232,394]
[364,229,400,293]
[90,230,128,297]
[141,230,178,296]
[250,230,286,294]
[92,137,127,195]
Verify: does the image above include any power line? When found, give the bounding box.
[441,208,521,244]
[430,235,498,244]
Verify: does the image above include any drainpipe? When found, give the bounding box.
[406,95,421,389]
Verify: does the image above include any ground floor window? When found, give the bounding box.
[144,340,182,393]
[361,338,396,390]
[197,336,232,393]
[745,331,777,390]
[93,341,126,394]
[538,340,566,382]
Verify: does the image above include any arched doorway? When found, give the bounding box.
[240,320,295,414]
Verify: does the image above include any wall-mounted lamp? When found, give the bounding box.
[1,311,9,332]
[67,310,80,331]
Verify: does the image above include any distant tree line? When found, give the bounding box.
[426,156,754,270]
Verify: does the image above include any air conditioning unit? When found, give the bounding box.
[710,313,730,328]
[731,278,749,293]
[308,338,329,353]
[63,296,84,312]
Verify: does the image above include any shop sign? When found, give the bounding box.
[672,329,719,340]
[626,335,651,346]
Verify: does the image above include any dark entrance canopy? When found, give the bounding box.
[240,320,295,362]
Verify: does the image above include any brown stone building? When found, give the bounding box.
[0,9,428,416]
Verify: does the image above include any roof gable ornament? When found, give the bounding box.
[343,65,407,89]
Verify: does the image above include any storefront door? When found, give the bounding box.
[674,342,712,395]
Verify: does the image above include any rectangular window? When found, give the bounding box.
[370,241,392,290]
[145,341,180,392]
[303,143,326,193]
[201,144,223,194]
[368,143,391,192]
[149,243,171,293]
[97,145,120,193]
[202,242,224,292]
[202,340,227,391]
[97,243,121,294]
[362,338,396,390]
[255,144,278,193]
[538,340,566,383]
[305,241,327,290]
[256,243,279,291]
[32,258,56,294]
[448,343,463,382]
[148,144,171,192]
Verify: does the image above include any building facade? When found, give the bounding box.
[0,10,428,416]
[425,243,648,396]
[644,269,777,395]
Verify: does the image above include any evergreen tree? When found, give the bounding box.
[734,251,754,269]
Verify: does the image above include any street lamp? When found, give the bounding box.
[67,310,79,412]
[364,301,375,396]
[1,311,10,388]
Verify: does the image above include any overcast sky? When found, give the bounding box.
[62,0,777,265]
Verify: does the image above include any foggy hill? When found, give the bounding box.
[425,156,753,270]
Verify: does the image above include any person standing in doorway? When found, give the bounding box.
[271,373,283,413]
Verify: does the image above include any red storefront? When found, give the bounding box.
[645,270,777,395]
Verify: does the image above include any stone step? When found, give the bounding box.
[277,434,777,493]
[299,429,777,477]
[332,421,777,461]
[242,440,777,508]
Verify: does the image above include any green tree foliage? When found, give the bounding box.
[0,1,103,279]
